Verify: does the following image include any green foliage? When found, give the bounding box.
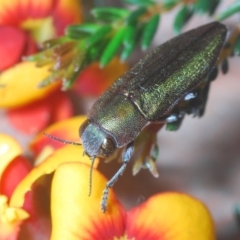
[87,25,112,46]
[66,24,101,39]
[216,1,240,20]
[141,14,160,50]
[29,0,240,89]
[121,25,138,61]
[124,0,155,6]
[173,5,193,34]
[100,28,126,67]
[234,35,240,55]
[91,7,129,21]
[163,0,181,9]
[126,7,148,24]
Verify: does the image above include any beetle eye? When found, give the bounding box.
[100,138,115,155]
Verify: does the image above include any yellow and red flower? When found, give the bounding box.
[0,117,216,240]
[0,0,83,134]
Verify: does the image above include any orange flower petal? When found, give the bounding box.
[30,115,85,156]
[0,133,23,176]
[0,0,53,25]
[74,57,128,96]
[0,62,60,108]
[126,192,215,240]
[51,163,126,240]
[10,145,98,209]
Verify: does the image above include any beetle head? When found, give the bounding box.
[79,119,116,158]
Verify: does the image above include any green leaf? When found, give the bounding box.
[121,26,138,61]
[234,34,240,55]
[121,43,136,61]
[100,28,126,67]
[216,1,240,20]
[208,0,221,15]
[87,25,112,46]
[173,5,193,34]
[163,0,180,9]
[141,14,160,50]
[193,0,212,14]
[124,0,155,6]
[62,70,82,90]
[91,7,129,22]
[66,24,100,39]
[87,38,109,62]
[123,25,137,46]
[126,6,147,24]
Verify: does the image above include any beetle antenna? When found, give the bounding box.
[88,157,95,196]
[44,133,81,146]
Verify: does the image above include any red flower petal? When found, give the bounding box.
[23,33,38,56]
[0,155,32,199]
[6,90,73,135]
[74,57,128,97]
[75,64,106,96]
[49,91,73,123]
[0,26,27,71]
[7,100,52,135]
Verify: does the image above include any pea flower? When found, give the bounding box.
[0,116,216,239]
[0,117,99,239]
[0,0,82,134]
[51,163,215,240]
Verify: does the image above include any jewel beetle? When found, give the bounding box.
[79,21,227,212]
[47,22,227,212]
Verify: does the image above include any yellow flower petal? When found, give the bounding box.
[51,163,126,240]
[127,192,215,240]
[0,133,23,176]
[0,62,59,108]
[10,145,99,209]
[0,195,29,239]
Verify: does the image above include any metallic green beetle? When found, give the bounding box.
[79,22,227,212]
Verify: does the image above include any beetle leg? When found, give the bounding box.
[165,111,185,123]
[101,141,134,212]
[184,92,197,101]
